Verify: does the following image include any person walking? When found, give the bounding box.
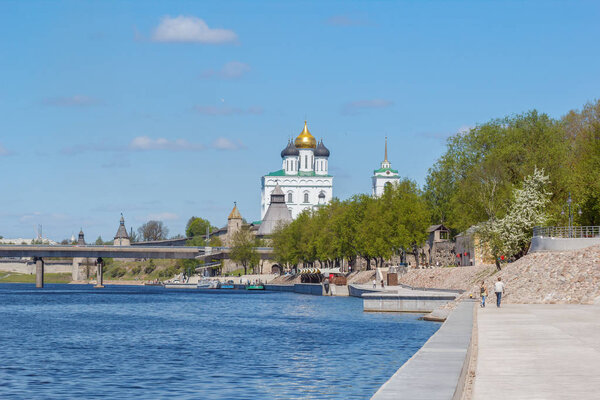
[372,279,377,289]
[494,277,505,308]
[480,281,488,308]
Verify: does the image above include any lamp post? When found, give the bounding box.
[567,192,573,238]
[562,192,583,238]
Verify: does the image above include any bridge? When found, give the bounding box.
[0,245,276,288]
[0,245,205,288]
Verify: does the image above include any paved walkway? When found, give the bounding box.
[473,304,600,400]
[371,301,474,399]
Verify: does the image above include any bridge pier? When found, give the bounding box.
[34,257,44,288]
[94,257,104,288]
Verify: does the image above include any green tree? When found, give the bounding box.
[230,227,259,275]
[477,168,552,270]
[185,217,215,238]
[95,236,103,245]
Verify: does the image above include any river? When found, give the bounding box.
[0,284,439,399]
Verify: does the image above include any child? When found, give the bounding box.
[480,281,488,308]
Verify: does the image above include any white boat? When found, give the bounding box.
[197,280,220,289]
[163,283,197,289]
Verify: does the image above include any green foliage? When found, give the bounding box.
[108,266,126,278]
[229,226,259,275]
[131,265,141,275]
[95,236,103,245]
[271,180,431,270]
[477,168,552,268]
[185,217,216,238]
[144,260,156,274]
[423,106,600,231]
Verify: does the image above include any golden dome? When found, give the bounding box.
[294,121,317,149]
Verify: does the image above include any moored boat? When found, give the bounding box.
[246,284,265,290]
[197,280,220,289]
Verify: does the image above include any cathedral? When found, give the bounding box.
[261,121,333,219]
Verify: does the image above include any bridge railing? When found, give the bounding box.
[533,226,600,239]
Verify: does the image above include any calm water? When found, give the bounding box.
[0,284,439,399]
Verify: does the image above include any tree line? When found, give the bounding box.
[271,179,430,270]
[424,100,600,233]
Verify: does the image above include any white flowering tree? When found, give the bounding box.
[478,167,551,270]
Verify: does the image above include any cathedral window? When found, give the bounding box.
[305,155,308,169]
[304,193,309,203]
[288,193,293,203]
[318,192,325,204]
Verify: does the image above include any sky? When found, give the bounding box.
[1,0,599,241]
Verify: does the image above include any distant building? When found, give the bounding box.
[425,224,454,266]
[261,121,333,219]
[372,137,400,197]
[77,229,86,245]
[257,183,293,236]
[114,214,130,246]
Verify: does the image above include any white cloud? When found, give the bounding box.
[212,137,246,151]
[201,61,250,79]
[194,105,263,116]
[0,144,10,156]
[42,95,100,107]
[342,99,394,115]
[146,212,179,221]
[152,16,237,44]
[129,136,204,151]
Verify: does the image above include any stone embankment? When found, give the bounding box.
[406,245,600,322]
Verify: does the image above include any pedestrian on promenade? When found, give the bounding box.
[480,281,488,308]
[381,279,385,289]
[372,279,376,289]
[494,277,505,308]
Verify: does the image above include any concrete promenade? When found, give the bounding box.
[372,300,475,400]
[473,304,600,400]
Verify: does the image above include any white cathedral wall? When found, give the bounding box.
[261,177,333,219]
[372,175,400,197]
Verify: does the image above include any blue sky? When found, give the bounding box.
[1,0,599,241]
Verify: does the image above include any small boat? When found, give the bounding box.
[246,284,265,290]
[220,284,235,289]
[197,280,220,289]
[163,283,197,289]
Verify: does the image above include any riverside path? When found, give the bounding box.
[473,303,600,400]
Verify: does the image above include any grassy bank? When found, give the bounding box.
[0,272,72,284]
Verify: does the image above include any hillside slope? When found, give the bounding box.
[401,245,600,305]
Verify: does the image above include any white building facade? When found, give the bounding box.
[372,137,400,197]
[261,121,333,219]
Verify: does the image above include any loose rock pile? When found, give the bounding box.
[488,245,600,304]
[411,245,600,305]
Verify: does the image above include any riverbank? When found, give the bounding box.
[0,272,71,284]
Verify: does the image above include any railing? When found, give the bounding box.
[533,226,600,239]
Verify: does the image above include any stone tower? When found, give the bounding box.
[114,214,131,246]
[226,203,243,246]
[77,229,85,245]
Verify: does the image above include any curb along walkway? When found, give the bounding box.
[372,301,475,400]
[473,304,600,400]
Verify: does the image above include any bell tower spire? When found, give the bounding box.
[384,136,388,162]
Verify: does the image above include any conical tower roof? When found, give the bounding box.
[228,203,242,220]
[114,213,129,239]
[258,184,292,236]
